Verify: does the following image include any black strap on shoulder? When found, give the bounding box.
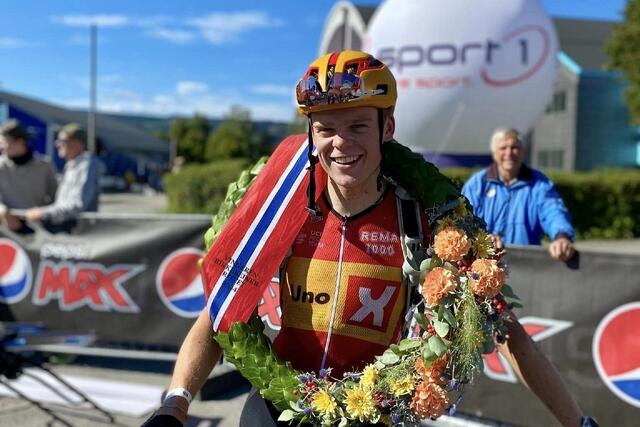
[400,198,420,239]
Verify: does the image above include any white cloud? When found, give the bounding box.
[187,11,282,45]
[176,81,209,96]
[250,84,291,97]
[0,37,29,48]
[56,76,294,122]
[50,11,282,46]
[146,28,195,44]
[51,14,130,28]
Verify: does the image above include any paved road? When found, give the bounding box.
[0,364,249,427]
[100,192,168,214]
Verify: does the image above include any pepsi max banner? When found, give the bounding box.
[1,222,638,424]
[0,216,213,347]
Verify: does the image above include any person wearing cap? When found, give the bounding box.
[461,128,576,261]
[143,52,592,427]
[25,123,100,232]
[0,119,58,233]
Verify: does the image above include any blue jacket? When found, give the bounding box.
[461,164,575,245]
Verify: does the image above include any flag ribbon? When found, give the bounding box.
[202,134,326,332]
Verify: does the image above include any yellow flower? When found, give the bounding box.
[344,385,378,422]
[472,230,496,258]
[452,197,470,219]
[390,374,416,397]
[311,389,337,417]
[360,365,379,389]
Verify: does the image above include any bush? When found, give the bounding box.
[165,161,640,239]
[164,158,251,214]
[440,167,640,240]
[547,169,640,239]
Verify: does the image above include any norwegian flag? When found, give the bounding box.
[202,134,326,332]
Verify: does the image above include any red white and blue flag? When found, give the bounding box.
[201,134,326,332]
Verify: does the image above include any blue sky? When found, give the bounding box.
[0,0,628,122]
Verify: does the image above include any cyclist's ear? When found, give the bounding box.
[383,112,395,143]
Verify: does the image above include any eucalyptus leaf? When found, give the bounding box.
[441,307,458,327]
[398,338,422,352]
[413,311,429,329]
[500,284,519,299]
[421,343,437,361]
[278,410,297,422]
[432,320,450,338]
[511,301,523,309]
[379,349,401,365]
[428,335,448,357]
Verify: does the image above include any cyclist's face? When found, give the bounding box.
[311,107,393,193]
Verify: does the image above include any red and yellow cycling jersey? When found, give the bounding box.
[273,188,429,377]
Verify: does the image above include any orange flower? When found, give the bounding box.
[433,226,471,261]
[415,357,429,378]
[415,357,448,386]
[426,357,448,385]
[410,381,449,420]
[423,267,457,307]
[467,258,505,298]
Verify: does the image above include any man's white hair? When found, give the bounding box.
[490,127,522,152]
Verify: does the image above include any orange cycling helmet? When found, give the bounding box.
[296,50,397,116]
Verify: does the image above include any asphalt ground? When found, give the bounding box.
[0,362,250,427]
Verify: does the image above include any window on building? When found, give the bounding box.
[545,91,566,113]
[537,149,564,169]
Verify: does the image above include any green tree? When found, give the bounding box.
[606,0,640,124]
[173,114,210,163]
[288,113,307,135]
[205,106,268,161]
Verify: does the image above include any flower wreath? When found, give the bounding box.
[204,141,521,426]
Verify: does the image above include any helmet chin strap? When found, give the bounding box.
[306,115,322,217]
[377,108,385,192]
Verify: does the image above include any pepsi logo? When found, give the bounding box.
[0,238,32,304]
[593,302,640,408]
[156,248,206,318]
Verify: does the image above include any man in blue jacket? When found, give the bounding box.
[462,128,576,261]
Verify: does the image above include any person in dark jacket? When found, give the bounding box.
[0,119,58,233]
[462,128,576,261]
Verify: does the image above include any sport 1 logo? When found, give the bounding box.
[156,248,206,318]
[593,302,640,408]
[0,238,32,304]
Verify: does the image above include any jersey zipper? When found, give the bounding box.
[320,218,347,371]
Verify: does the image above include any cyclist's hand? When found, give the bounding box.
[141,396,188,427]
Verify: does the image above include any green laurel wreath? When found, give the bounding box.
[204,140,517,422]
